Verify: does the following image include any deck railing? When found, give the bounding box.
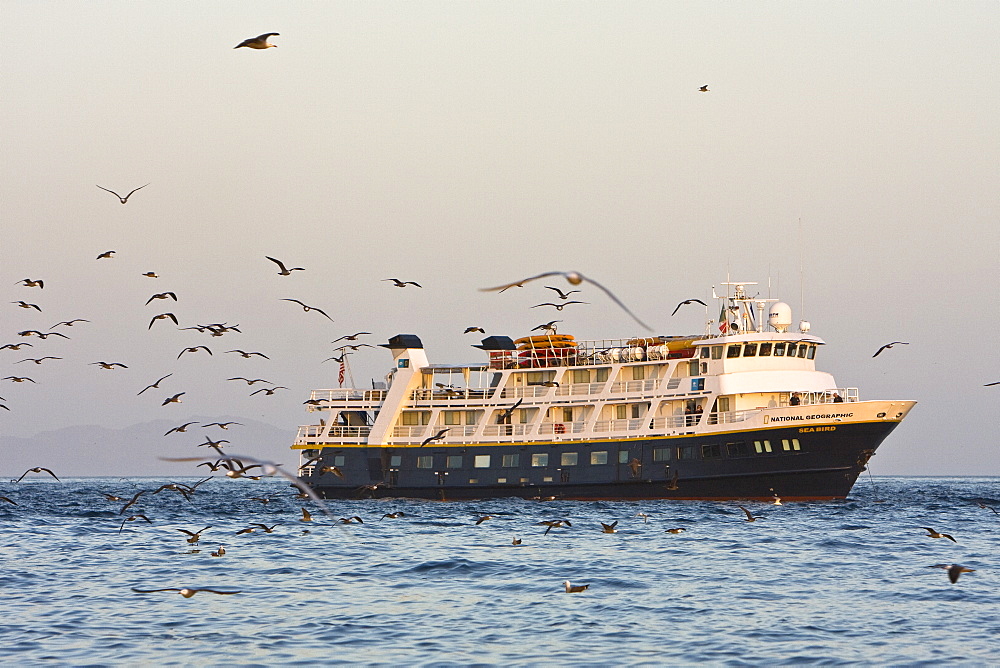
[309,389,387,403]
[295,425,371,441]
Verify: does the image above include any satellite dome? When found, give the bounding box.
[768,302,793,333]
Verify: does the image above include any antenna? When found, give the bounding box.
[798,217,805,319]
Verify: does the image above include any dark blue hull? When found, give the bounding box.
[301,421,899,501]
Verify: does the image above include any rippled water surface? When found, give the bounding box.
[1,476,997,665]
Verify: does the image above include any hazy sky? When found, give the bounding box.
[2,2,997,476]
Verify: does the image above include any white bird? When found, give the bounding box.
[482,271,650,330]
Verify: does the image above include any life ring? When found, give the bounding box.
[554,423,566,434]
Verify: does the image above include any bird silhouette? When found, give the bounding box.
[12,301,41,311]
[482,271,651,330]
[177,346,211,359]
[281,299,333,321]
[421,428,450,446]
[16,279,44,289]
[95,250,116,259]
[384,278,422,288]
[670,298,707,316]
[531,302,589,311]
[131,587,238,597]
[137,374,173,396]
[265,256,304,275]
[873,342,909,357]
[96,184,149,204]
[148,313,178,329]
[161,392,185,406]
[225,350,270,359]
[15,467,60,482]
[234,33,279,49]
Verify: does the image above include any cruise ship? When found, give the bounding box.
[293,282,915,500]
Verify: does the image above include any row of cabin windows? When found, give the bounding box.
[652,438,802,461]
[388,451,613,470]
[703,343,817,360]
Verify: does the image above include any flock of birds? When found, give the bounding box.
[2,469,991,595]
[3,31,994,606]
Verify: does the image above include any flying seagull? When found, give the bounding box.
[738,505,763,522]
[177,346,212,359]
[930,564,975,584]
[421,428,450,447]
[148,313,178,329]
[265,256,303,275]
[531,302,589,311]
[281,299,333,321]
[51,319,89,328]
[165,421,199,435]
[137,374,172,396]
[482,271,651,330]
[671,298,707,316]
[331,332,371,343]
[544,286,581,300]
[96,184,149,204]
[922,527,957,542]
[12,301,41,311]
[384,278,422,288]
[146,292,177,305]
[531,320,561,333]
[699,85,709,92]
[234,33,279,49]
[464,326,485,334]
[131,587,239,597]
[91,361,128,369]
[496,398,523,422]
[15,467,60,482]
[225,350,270,359]
[873,342,909,358]
[161,392,186,406]
[16,279,44,289]
[96,250,116,259]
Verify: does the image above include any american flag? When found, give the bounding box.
[338,361,345,387]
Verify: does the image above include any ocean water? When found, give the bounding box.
[1,475,996,666]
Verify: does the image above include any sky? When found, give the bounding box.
[1,1,997,476]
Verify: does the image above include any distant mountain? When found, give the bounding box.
[1,417,294,477]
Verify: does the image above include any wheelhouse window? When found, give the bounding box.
[786,344,798,357]
[726,345,742,358]
[416,456,433,469]
[560,452,578,466]
[474,455,491,468]
[758,342,772,356]
[797,345,808,358]
[590,451,608,465]
[711,346,723,359]
[807,345,817,360]
[700,347,710,359]
[772,343,786,357]
[531,453,548,467]
[743,343,758,357]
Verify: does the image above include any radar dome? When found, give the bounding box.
[768,302,793,332]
